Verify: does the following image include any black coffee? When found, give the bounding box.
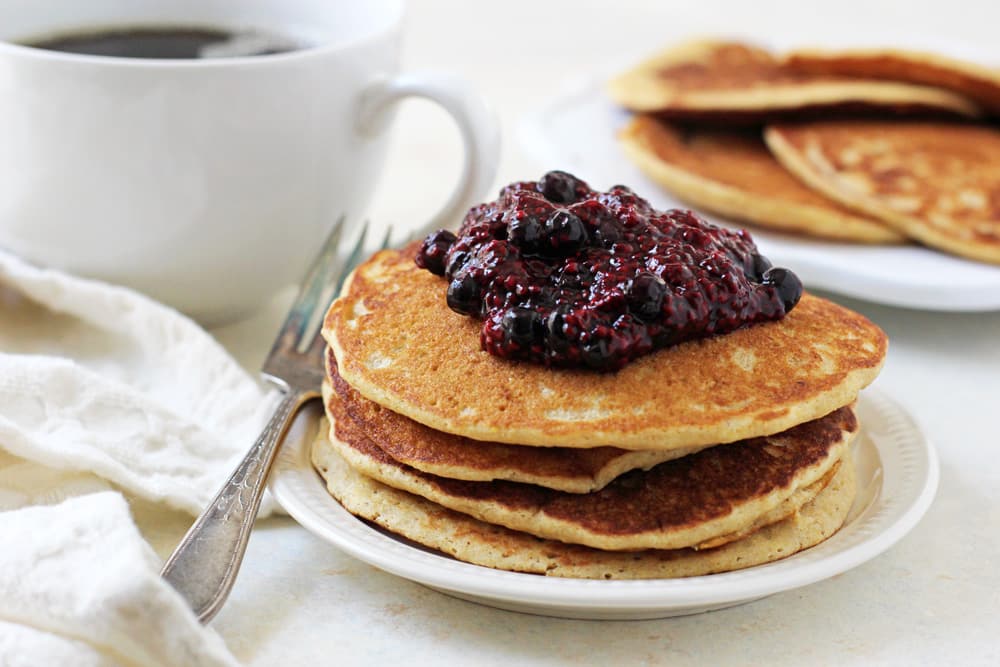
[22,26,302,59]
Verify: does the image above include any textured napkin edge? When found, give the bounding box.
[0,248,285,517]
[0,621,120,667]
[0,248,280,440]
[0,492,241,667]
[0,353,257,517]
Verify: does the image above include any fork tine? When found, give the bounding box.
[266,216,346,355]
[332,221,371,298]
[296,220,373,354]
[378,224,394,251]
[303,221,378,357]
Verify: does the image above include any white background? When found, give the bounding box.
[202,1,1000,664]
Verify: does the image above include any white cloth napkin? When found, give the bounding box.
[0,249,282,665]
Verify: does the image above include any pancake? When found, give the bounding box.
[784,48,1000,115]
[323,247,887,450]
[617,116,904,243]
[312,422,857,579]
[325,356,704,493]
[319,392,855,551]
[606,40,981,121]
[765,121,1000,264]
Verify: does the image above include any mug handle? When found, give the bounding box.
[357,72,501,236]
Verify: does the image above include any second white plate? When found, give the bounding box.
[518,76,1000,312]
[271,390,938,620]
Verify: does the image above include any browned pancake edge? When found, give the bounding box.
[784,48,1000,114]
[617,115,904,243]
[311,418,858,577]
[324,351,704,493]
[322,388,856,551]
[607,39,981,119]
[324,247,887,449]
[766,120,1000,263]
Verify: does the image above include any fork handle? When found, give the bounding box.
[160,390,308,623]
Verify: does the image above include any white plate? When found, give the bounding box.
[517,75,1000,312]
[271,390,938,620]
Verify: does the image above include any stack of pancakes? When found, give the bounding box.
[312,246,888,579]
[609,39,1000,264]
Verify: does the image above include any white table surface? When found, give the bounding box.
[160,1,1000,664]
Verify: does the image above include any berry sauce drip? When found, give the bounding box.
[415,171,803,371]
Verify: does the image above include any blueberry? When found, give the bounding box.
[539,171,585,204]
[415,229,456,276]
[544,210,589,255]
[555,264,595,290]
[627,272,667,321]
[748,253,773,283]
[501,307,543,347]
[762,267,803,312]
[580,338,614,370]
[444,250,470,279]
[594,219,624,247]
[529,287,558,308]
[446,274,481,316]
[545,304,573,350]
[430,229,457,245]
[507,214,545,254]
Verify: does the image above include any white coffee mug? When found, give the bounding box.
[0,0,499,322]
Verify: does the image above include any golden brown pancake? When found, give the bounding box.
[606,40,981,121]
[765,121,1000,264]
[319,391,855,551]
[617,116,904,243]
[325,355,704,493]
[311,423,857,579]
[323,247,887,450]
[784,48,1000,114]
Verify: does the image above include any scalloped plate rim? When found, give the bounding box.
[270,389,937,619]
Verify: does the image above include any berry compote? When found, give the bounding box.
[415,171,803,371]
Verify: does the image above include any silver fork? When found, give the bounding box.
[161,216,395,624]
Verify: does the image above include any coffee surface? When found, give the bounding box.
[22,26,299,59]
